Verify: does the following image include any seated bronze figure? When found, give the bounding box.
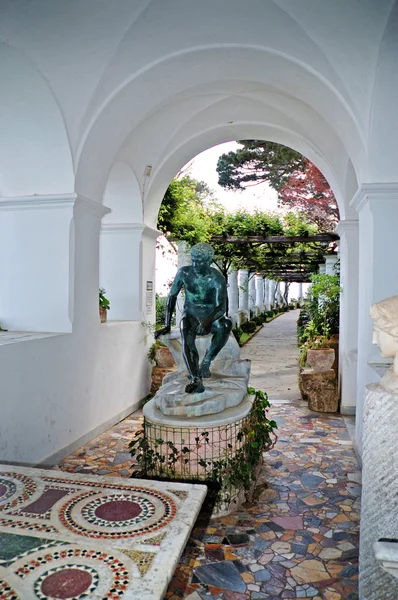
[155,242,232,393]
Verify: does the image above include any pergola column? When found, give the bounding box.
[319,264,326,274]
[268,280,276,308]
[255,274,264,313]
[227,269,239,325]
[175,241,191,326]
[335,220,359,417]
[298,282,303,304]
[238,269,249,321]
[325,254,339,275]
[263,278,270,310]
[248,273,256,314]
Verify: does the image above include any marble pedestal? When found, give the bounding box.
[143,395,254,513]
[359,384,398,599]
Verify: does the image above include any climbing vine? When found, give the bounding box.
[129,387,278,506]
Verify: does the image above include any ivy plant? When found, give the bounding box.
[129,387,277,507]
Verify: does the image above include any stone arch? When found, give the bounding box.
[75,45,365,210]
[0,44,73,197]
[143,123,346,229]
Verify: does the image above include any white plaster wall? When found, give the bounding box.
[0,322,150,465]
[0,45,74,197]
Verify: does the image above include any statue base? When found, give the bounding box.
[154,329,250,417]
[142,395,255,515]
[359,383,398,599]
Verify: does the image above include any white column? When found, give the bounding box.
[227,269,239,325]
[319,264,326,274]
[263,278,270,310]
[73,196,111,331]
[255,274,264,313]
[325,254,338,275]
[100,223,159,321]
[0,194,109,333]
[275,282,282,305]
[238,269,249,321]
[248,273,256,314]
[351,184,398,453]
[268,280,276,308]
[175,241,191,326]
[335,220,359,417]
[298,282,303,304]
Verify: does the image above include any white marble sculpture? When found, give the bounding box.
[152,329,251,417]
[374,540,398,581]
[369,295,398,393]
[359,296,398,599]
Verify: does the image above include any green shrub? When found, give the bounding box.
[232,326,243,343]
[306,273,340,336]
[241,320,257,334]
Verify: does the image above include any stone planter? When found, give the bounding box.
[154,345,175,368]
[306,348,335,372]
[301,369,338,412]
[151,365,176,394]
[99,306,107,323]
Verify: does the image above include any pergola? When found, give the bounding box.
[211,232,339,282]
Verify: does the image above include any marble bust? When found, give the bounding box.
[370,295,398,393]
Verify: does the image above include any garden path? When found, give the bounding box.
[59,311,360,600]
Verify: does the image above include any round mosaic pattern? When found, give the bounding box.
[0,478,17,503]
[82,494,155,528]
[17,548,129,599]
[0,472,37,512]
[34,565,98,600]
[0,578,21,600]
[59,487,177,539]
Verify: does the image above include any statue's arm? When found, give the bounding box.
[154,269,183,338]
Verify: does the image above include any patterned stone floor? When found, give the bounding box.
[59,312,361,599]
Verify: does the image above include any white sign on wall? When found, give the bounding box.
[146,281,154,315]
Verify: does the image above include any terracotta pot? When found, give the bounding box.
[99,306,107,323]
[306,348,335,372]
[155,345,175,368]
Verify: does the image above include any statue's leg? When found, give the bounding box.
[200,317,233,378]
[180,316,205,393]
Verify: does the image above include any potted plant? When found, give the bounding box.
[99,288,110,323]
[299,321,335,371]
[148,339,175,368]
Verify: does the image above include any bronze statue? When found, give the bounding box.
[155,243,232,393]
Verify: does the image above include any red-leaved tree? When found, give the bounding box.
[278,160,339,231]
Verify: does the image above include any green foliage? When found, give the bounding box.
[155,294,167,325]
[306,273,340,336]
[241,320,257,334]
[216,140,305,191]
[129,387,278,507]
[147,339,167,365]
[99,288,110,310]
[232,326,243,344]
[157,176,214,245]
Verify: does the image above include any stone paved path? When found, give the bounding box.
[59,311,361,600]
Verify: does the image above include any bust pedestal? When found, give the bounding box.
[359,383,398,599]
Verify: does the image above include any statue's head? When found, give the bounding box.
[370,296,398,358]
[190,243,214,274]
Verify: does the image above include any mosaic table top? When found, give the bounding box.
[0,464,207,599]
